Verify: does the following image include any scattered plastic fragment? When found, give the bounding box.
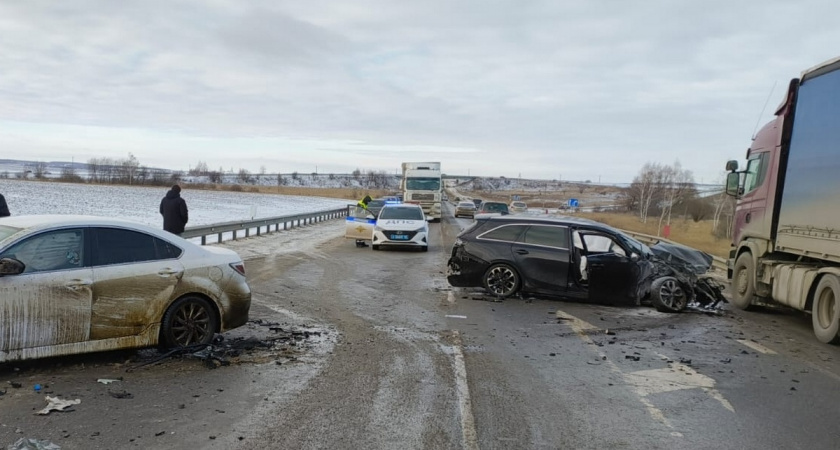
[7,437,62,450]
[36,396,81,415]
[109,390,134,399]
[97,379,121,385]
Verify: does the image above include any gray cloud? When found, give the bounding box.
[1,0,839,181]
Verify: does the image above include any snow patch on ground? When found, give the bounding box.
[0,179,351,228]
[214,220,345,260]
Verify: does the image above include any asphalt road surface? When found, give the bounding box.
[2,203,840,449]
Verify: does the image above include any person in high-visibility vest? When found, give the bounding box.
[355,195,373,248]
[357,195,372,210]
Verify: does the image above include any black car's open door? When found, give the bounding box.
[587,253,646,305]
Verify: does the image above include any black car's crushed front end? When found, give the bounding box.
[648,241,728,310]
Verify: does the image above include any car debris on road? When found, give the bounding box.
[36,396,81,415]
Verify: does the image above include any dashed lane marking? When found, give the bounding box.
[736,339,778,355]
[451,331,479,450]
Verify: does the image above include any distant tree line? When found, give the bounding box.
[620,161,735,238]
[2,157,397,190]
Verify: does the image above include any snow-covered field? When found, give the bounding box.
[0,179,351,228]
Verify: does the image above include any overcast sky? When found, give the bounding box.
[1,1,838,183]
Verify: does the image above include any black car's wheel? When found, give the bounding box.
[160,296,219,348]
[483,264,520,298]
[651,276,688,313]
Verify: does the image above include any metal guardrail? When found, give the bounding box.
[182,206,349,245]
[621,230,728,273]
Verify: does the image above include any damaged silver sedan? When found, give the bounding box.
[0,215,251,362]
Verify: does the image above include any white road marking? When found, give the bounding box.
[736,339,778,355]
[555,309,738,428]
[446,315,468,319]
[554,309,674,429]
[451,331,480,450]
[259,302,316,324]
[630,354,735,413]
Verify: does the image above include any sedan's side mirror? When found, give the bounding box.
[0,257,25,276]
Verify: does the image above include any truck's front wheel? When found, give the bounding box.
[812,275,840,344]
[731,252,756,310]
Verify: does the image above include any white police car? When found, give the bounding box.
[372,204,429,251]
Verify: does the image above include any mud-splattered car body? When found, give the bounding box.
[0,215,251,362]
[447,216,654,304]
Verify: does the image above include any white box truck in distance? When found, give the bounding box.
[401,162,441,221]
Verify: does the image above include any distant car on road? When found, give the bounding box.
[0,215,251,362]
[372,204,429,251]
[476,201,510,216]
[509,201,528,214]
[366,199,387,218]
[454,201,477,218]
[472,198,483,208]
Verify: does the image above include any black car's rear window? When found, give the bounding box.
[521,225,569,249]
[478,224,527,242]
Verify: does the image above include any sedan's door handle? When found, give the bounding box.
[515,249,529,255]
[157,268,183,277]
[65,279,92,291]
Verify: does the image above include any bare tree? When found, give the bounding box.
[237,168,252,183]
[118,153,140,185]
[59,166,83,182]
[657,162,695,235]
[629,162,667,223]
[32,161,47,179]
[87,158,100,182]
[190,161,209,176]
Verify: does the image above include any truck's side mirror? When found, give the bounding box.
[725,160,739,172]
[725,172,740,197]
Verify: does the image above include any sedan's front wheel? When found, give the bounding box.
[160,296,219,348]
[483,264,520,298]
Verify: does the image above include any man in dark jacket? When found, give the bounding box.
[0,193,9,217]
[160,185,188,235]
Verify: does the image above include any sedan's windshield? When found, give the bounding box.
[379,207,424,220]
[406,178,441,191]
